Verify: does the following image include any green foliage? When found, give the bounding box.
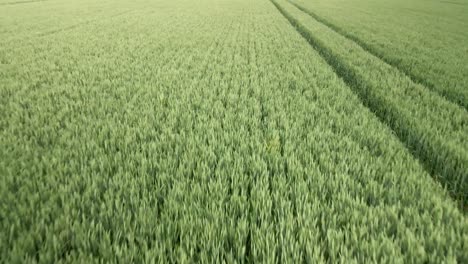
[0,0,467,262]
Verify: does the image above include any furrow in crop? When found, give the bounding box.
[288,0,468,111]
[271,0,468,205]
[440,1,468,6]
[0,0,145,46]
[37,9,136,37]
[0,0,46,5]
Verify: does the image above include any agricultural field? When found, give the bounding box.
[0,0,467,262]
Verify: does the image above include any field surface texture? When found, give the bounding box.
[0,0,467,262]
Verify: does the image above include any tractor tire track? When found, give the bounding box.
[288,0,468,111]
[37,9,135,37]
[270,0,468,208]
[0,0,47,6]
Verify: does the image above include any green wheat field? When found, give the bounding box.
[1,0,467,262]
